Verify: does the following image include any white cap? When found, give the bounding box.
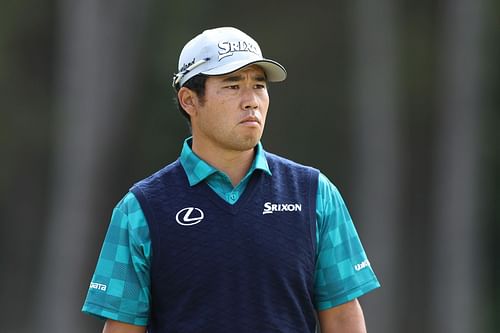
[173,27,287,89]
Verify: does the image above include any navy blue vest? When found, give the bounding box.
[131,152,319,333]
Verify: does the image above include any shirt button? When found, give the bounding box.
[230,193,237,202]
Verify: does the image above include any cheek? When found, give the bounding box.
[260,96,269,118]
[202,101,233,131]
[261,92,270,109]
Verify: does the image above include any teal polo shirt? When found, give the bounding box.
[82,138,380,326]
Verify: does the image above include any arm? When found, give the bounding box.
[81,193,152,330]
[103,319,147,333]
[317,299,367,333]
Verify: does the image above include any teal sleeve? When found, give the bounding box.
[82,192,152,326]
[313,173,380,311]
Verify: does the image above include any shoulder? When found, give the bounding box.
[317,173,342,198]
[112,192,149,236]
[264,151,319,175]
[116,192,143,214]
[131,159,184,195]
[316,172,351,218]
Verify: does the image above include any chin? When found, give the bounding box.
[231,137,260,151]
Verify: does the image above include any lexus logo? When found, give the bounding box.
[175,207,205,226]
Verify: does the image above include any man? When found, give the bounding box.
[82,27,380,333]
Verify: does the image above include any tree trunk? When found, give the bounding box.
[429,0,484,332]
[32,1,149,332]
[351,0,401,332]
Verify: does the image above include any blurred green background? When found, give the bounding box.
[1,0,499,332]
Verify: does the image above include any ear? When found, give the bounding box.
[178,87,199,117]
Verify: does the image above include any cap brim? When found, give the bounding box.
[201,59,287,82]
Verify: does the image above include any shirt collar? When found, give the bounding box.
[180,137,272,186]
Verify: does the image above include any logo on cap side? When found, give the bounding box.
[218,40,260,60]
[179,58,196,72]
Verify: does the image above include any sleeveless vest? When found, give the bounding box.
[131,152,319,333]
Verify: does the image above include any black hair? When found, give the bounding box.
[174,74,209,127]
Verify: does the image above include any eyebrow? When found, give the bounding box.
[221,73,267,83]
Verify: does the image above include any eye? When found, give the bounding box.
[255,83,267,89]
[226,84,239,90]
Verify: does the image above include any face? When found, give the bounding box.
[188,65,270,154]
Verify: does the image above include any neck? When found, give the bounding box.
[191,140,256,187]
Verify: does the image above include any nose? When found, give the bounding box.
[241,88,259,110]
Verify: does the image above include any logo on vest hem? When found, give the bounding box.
[175,207,205,226]
[262,202,302,215]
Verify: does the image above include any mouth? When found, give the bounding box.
[239,116,261,125]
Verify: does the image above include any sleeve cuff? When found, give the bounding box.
[315,279,381,311]
[82,302,149,326]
